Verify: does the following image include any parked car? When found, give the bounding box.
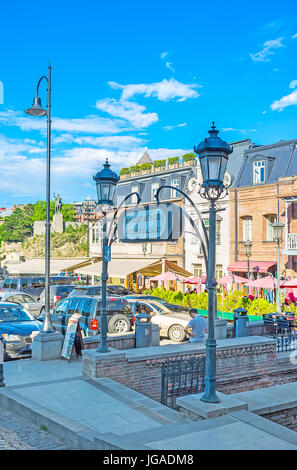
[67,284,133,298]
[124,295,190,314]
[0,291,45,317]
[0,276,73,299]
[38,284,75,314]
[126,299,192,343]
[0,302,43,360]
[40,295,134,336]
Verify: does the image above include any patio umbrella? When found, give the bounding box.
[217,274,248,285]
[282,278,297,288]
[182,276,205,284]
[245,276,285,289]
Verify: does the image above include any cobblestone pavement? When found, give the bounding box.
[0,409,75,450]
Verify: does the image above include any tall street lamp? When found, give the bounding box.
[83,196,96,258]
[194,122,233,403]
[272,221,284,313]
[244,240,252,280]
[93,159,120,353]
[25,63,54,333]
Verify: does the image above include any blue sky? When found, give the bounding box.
[0,0,297,206]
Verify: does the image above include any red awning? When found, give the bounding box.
[227,261,276,274]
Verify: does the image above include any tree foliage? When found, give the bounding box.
[0,200,76,244]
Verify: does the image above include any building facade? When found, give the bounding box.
[229,138,297,278]
[184,139,252,278]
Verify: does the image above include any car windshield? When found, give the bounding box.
[0,306,33,322]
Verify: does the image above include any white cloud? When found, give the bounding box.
[289,80,297,89]
[73,135,146,148]
[108,78,200,102]
[161,52,168,59]
[165,62,175,73]
[271,89,297,111]
[250,38,285,62]
[163,122,187,131]
[221,128,257,133]
[292,33,297,39]
[0,109,131,135]
[95,98,158,128]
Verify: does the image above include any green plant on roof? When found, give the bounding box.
[168,156,180,165]
[153,159,166,168]
[182,153,196,162]
[130,165,141,173]
[120,167,130,176]
[140,163,152,171]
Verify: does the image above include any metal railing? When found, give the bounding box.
[161,356,205,408]
[276,333,297,353]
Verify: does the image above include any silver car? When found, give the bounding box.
[0,291,44,317]
[128,299,192,343]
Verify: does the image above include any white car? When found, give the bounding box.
[0,291,44,317]
[128,299,192,343]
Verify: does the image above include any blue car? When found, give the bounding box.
[0,302,43,361]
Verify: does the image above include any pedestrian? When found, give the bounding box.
[184,308,208,343]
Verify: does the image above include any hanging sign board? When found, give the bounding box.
[117,203,183,243]
[61,313,84,362]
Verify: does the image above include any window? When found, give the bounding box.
[151,182,159,201]
[216,264,223,279]
[131,185,138,204]
[81,299,93,317]
[242,217,252,242]
[21,279,28,289]
[253,160,265,184]
[170,179,179,198]
[266,214,277,241]
[3,280,10,289]
[55,299,69,314]
[10,281,17,290]
[68,299,79,316]
[193,264,203,277]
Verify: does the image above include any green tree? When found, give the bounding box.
[0,205,34,243]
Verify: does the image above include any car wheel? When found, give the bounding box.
[108,315,131,334]
[168,325,186,343]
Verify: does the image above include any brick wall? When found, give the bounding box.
[82,337,290,403]
[262,407,297,432]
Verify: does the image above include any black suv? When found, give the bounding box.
[1,276,72,299]
[67,284,133,298]
[47,296,134,336]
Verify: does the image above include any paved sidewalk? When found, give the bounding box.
[2,356,297,450]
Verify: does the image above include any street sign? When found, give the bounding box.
[117,203,183,243]
[103,245,111,262]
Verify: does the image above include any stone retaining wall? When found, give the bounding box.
[83,332,135,351]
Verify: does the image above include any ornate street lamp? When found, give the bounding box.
[25,63,54,334]
[93,159,120,353]
[272,221,284,313]
[244,240,253,279]
[194,122,233,403]
[83,196,96,258]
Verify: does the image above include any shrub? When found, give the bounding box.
[168,157,180,166]
[140,163,152,171]
[153,159,166,168]
[120,167,130,175]
[130,165,141,173]
[182,153,195,162]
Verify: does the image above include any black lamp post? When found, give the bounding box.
[244,241,252,280]
[194,122,233,403]
[93,159,120,353]
[25,63,54,334]
[83,196,96,258]
[272,221,284,312]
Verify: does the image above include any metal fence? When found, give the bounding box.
[276,333,297,353]
[161,356,205,409]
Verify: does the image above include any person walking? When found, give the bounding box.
[184,308,208,343]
